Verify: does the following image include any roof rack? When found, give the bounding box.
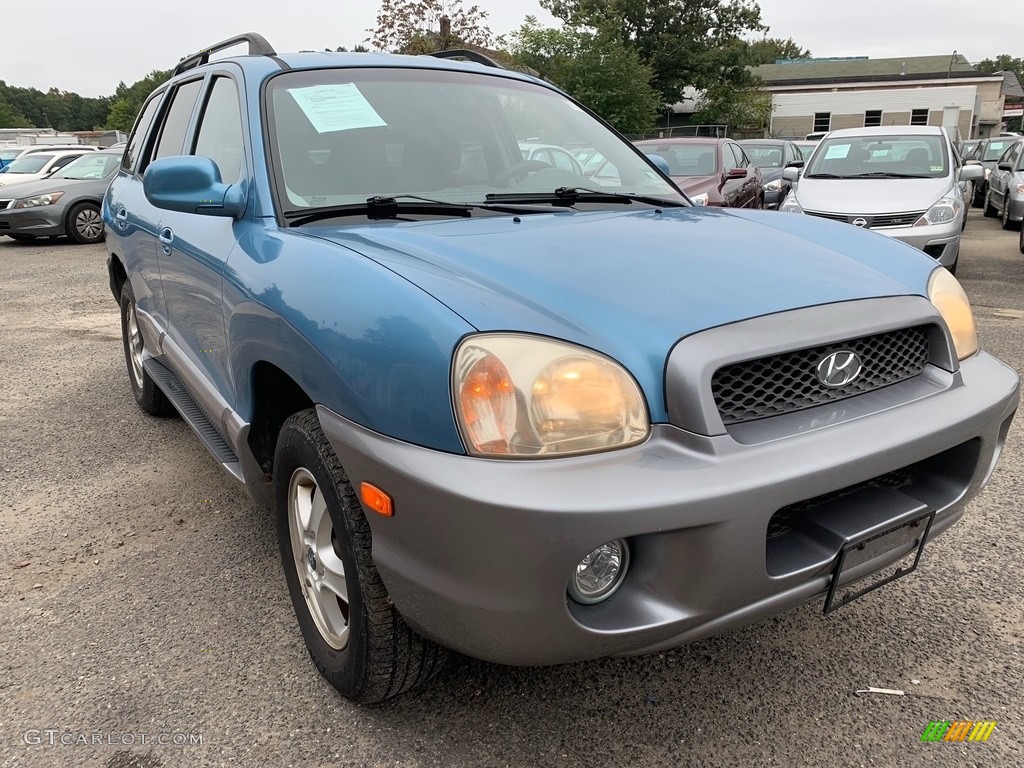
[425,49,505,70]
[173,33,277,77]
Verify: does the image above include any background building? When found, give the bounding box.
[752,54,1016,140]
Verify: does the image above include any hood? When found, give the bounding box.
[307,207,935,417]
[0,176,102,199]
[793,176,952,214]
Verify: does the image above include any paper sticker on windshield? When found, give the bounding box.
[288,84,386,133]
[930,165,943,172]
[824,144,850,159]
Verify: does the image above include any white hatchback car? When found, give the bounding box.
[0,149,95,188]
[781,126,983,274]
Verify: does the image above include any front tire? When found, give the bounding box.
[274,409,446,703]
[119,281,175,416]
[66,202,104,244]
[1002,195,1019,231]
[984,192,998,218]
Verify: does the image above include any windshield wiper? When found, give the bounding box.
[485,187,687,208]
[803,173,845,179]
[848,172,933,179]
[284,194,549,226]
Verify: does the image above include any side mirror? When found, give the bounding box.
[997,162,1013,172]
[959,164,984,181]
[964,158,981,166]
[644,153,671,176]
[782,167,801,182]
[143,155,245,218]
[725,167,746,180]
[785,160,805,168]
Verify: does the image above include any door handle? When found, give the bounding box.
[159,227,173,255]
[114,208,128,230]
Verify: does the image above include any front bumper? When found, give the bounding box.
[1007,192,1024,223]
[0,204,65,237]
[319,351,1018,666]
[763,187,785,209]
[874,218,961,268]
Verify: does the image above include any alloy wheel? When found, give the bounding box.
[288,467,350,649]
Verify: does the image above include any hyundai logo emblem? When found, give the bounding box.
[816,350,863,388]
[852,217,869,228]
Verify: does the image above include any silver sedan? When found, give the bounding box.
[984,138,1024,230]
[0,151,121,244]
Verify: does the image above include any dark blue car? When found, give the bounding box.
[104,34,1019,703]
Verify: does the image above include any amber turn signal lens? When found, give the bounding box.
[360,482,393,517]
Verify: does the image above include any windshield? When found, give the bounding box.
[804,135,949,178]
[633,142,718,176]
[267,68,682,209]
[796,144,816,161]
[5,154,53,174]
[742,144,785,168]
[55,153,120,180]
[983,141,1011,161]
[0,149,21,161]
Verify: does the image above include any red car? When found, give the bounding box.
[634,138,764,209]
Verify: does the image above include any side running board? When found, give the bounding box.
[143,355,245,484]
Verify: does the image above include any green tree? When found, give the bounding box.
[507,17,661,133]
[0,96,32,128]
[367,0,493,53]
[974,54,1023,78]
[106,70,171,132]
[540,0,766,103]
[746,36,811,65]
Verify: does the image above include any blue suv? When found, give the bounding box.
[104,34,1019,703]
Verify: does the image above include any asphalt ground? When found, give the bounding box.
[1,211,1022,768]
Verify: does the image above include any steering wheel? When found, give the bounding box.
[492,159,554,187]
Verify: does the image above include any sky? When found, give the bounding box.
[2,0,1021,98]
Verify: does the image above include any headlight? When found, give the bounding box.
[453,334,649,457]
[928,268,978,360]
[689,193,709,206]
[763,179,782,192]
[780,195,803,214]
[1016,183,1024,195]
[915,196,961,227]
[14,192,64,208]
[984,167,991,180]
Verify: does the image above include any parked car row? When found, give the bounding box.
[777,126,983,274]
[0,146,120,244]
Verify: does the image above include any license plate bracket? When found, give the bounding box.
[823,510,935,614]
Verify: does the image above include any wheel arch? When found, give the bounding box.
[246,360,315,475]
[107,251,128,304]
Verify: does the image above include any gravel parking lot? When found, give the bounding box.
[1,213,1022,768]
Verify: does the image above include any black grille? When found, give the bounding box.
[712,325,931,426]
[805,210,925,228]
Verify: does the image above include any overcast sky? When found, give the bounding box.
[3,0,1020,98]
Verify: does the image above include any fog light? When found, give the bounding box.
[568,539,629,604]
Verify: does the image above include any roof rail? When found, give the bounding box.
[173,33,277,76]
[425,49,505,70]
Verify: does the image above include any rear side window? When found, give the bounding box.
[121,93,163,173]
[193,76,244,185]
[151,79,203,163]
